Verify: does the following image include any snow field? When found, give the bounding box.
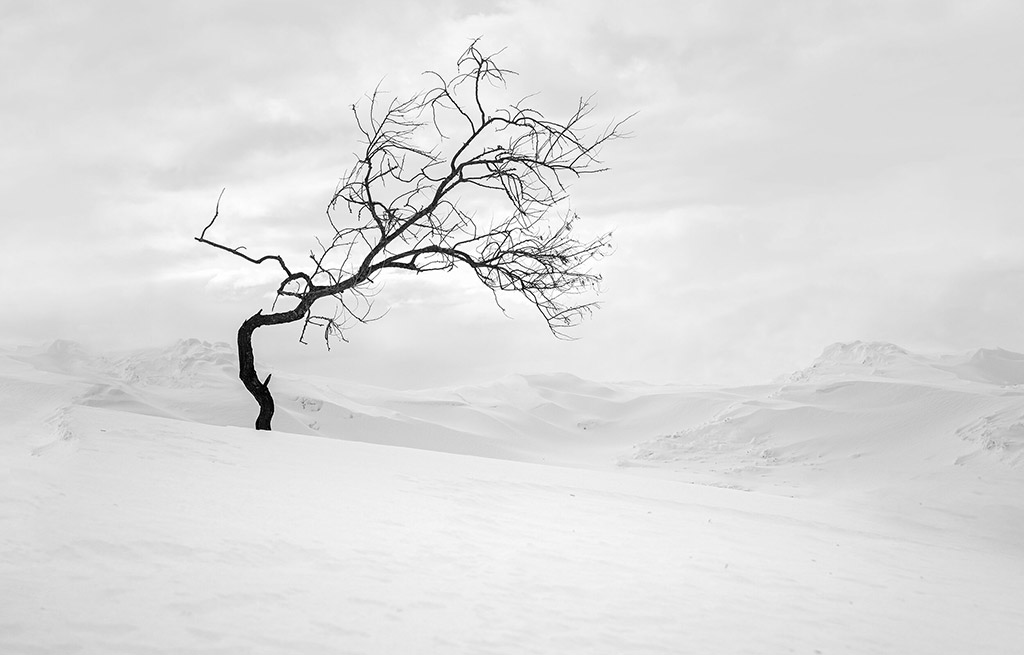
[2,339,1024,653]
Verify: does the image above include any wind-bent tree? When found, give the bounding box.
[197,42,629,430]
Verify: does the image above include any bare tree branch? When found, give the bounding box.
[197,40,629,429]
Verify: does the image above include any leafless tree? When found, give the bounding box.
[197,41,630,430]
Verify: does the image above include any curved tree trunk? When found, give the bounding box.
[236,301,313,430]
[237,313,276,430]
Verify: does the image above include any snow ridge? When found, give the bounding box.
[785,340,1024,387]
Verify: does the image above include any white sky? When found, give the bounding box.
[2,0,1022,388]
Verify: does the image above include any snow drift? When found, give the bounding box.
[3,339,1023,653]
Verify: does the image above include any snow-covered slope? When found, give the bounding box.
[3,339,1024,653]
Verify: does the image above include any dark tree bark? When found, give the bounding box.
[236,313,275,430]
[197,41,629,430]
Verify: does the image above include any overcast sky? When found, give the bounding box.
[2,0,1022,388]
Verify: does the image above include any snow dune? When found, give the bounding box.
[2,339,1023,653]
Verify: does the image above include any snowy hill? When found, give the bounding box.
[3,340,1024,653]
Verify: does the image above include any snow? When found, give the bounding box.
[3,339,1024,653]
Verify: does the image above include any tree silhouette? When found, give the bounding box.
[197,42,629,430]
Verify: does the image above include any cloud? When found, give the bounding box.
[3,0,1023,387]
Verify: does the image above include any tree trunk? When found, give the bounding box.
[237,312,276,430]
[235,301,314,430]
